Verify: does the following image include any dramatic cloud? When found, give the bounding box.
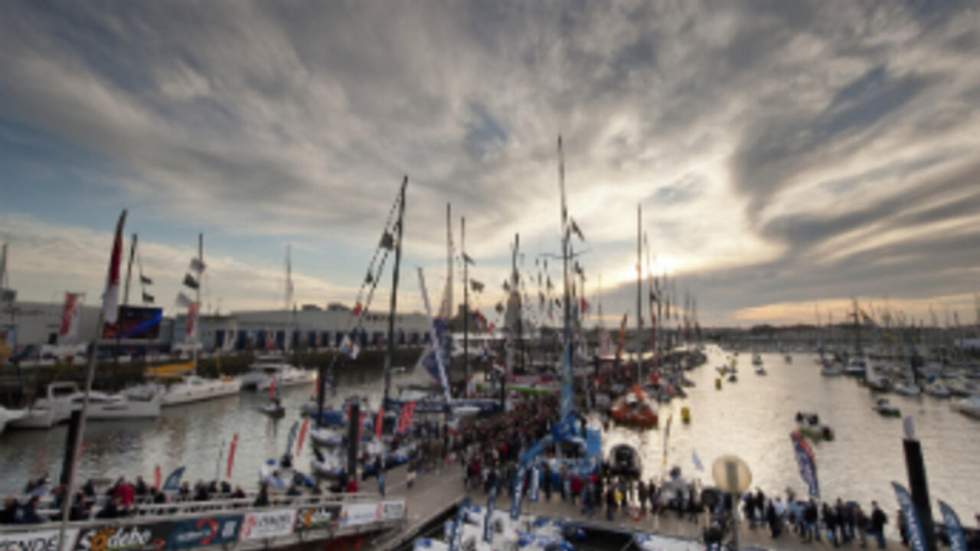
[1,0,978,324]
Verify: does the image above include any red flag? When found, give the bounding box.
[102,210,127,324]
[185,302,199,339]
[397,402,416,434]
[296,419,309,455]
[374,407,384,439]
[580,297,588,314]
[59,292,81,340]
[226,433,239,479]
[352,302,363,317]
[153,465,161,489]
[268,377,277,399]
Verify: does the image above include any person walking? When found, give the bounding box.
[869,501,888,549]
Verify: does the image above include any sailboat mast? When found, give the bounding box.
[461,216,469,396]
[193,233,202,373]
[382,176,407,410]
[123,234,138,305]
[558,136,573,421]
[635,204,643,382]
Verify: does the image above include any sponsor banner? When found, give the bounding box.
[294,504,342,532]
[75,526,164,551]
[164,515,243,549]
[338,503,379,528]
[1,529,79,551]
[240,509,296,541]
[380,500,406,522]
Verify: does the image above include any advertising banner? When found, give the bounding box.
[1,529,78,551]
[338,503,379,528]
[294,504,343,532]
[240,509,296,541]
[163,515,242,549]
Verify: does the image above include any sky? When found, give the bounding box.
[1,0,979,327]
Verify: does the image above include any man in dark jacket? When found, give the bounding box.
[870,501,888,549]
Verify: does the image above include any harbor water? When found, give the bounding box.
[1,347,978,521]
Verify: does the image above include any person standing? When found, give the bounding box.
[869,501,888,549]
[638,481,648,516]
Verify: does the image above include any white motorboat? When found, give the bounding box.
[924,382,952,399]
[951,395,980,419]
[10,382,80,429]
[865,366,892,392]
[158,375,240,406]
[0,406,26,435]
[893,381,921,397]
[844,357,866,377]
[242,357,316,391]
[82,391,161,419]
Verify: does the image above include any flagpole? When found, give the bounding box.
[193,233,202,373]
[461,216,469,397]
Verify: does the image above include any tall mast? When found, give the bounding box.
[285,244,294,352]
[123,234,138,305]
[558,135,573,422]
[382,176,407,411]
[193,233,202,373]
[461,216,469,397]
[635,204,643,382]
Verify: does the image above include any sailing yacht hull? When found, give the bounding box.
[161,378,241,406]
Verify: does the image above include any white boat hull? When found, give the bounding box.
[256,370,316,391]
[9,405,71,429]
[161,378,241,406]
[88,396,161,419]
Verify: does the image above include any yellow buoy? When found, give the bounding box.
[715,378,722,390]
[681,406,691,424]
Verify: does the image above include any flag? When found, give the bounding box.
[570,219,586,241]
[176,292,193,308]
[102,210,127,324]
[446,498,470,551]
[938,500,967,551]
[139,275,153,285]
[380,231,395,250]
[470,279,484,293]
[226,434,239,479]
[296,419,310,456]
[483,486,497,543]
[285,421,299,457]
[189,258,206,274]
[509,466,526,520]
[183,273,200,290]
[790,431,820,498]
[692,450,704,472]
[462,252,475,265]
[892,482,927,551]
[352,302,363,317]
[268,377,277,399]
[142,291,154,304]
[153,465,161,489]
[162,466,185,492]
[185,302,199,339]
[397,401,416,434]
[528,465,540,502]
[374,407,384,439]
[59,292,82,341]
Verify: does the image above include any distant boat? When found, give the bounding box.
[0,406,26,435]
[951,395,980,419]
[610,385,659,429]
[893,381,921,397]
[242,355,316,391]
[924,381,951,399]
[873,398,900,417]
[821,362,844,377]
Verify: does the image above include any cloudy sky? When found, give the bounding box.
[1,0,979,326]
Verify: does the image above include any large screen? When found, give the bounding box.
[103,306,163,340]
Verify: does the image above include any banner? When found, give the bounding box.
[102,306,163,340]
[397,401,416,434]
[164,515,242,549]
[1,529,78,551]
[59,292,82,342]
[338,503,379,528]
[162,466,185,492]
[892,482,927,551]
[528,465,540,502]
[379,500,406,521]
[938,500,967,551]
[510,465,526,520]
[294,504,343,532]
[74,525,160,551]
[240,510,296,541]
[790,431,820,498]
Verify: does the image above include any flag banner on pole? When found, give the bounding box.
[59,292,82,341]
[185,302,199,339]
[397,401,416,434]
[510,466,526,520]
[483,486,497,543]
[162,466,185,492]
[528,465,540,502]
[938,500,967,551]
[182,273,199,290]
[892,482,927,551]
[153,465,161,489]
[374,407,384,439]
[790,431,820,498]
[226,434,239,479]
[102,210,127,324]
[189,258,206,274]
